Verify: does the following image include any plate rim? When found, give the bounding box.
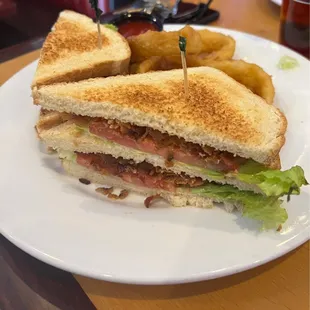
[1,225,309,285]
[0,25,309,285]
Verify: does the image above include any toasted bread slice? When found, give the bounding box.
[33,67,287,165]
[32,10,130,87]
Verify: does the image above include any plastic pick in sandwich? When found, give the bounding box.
[179,36,189,99]
[89,0,103,49]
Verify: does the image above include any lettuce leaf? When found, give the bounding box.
[237,160,268,174]
[229,163,308,197]
[185,159,308,198]
[104,24,118,31]
[277,55,299,70]
[191,184,288,230]
[176,159,307,198]
[177,162,225,180]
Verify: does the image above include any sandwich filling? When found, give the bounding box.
[39,110,307,200]
[59,149,307,230]
[88,118,246,172]
[76,152,204,192]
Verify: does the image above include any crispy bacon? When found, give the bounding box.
[89,118,246,172]
[76,153,204,192]
[144,195,162,208]
[96,187,114,195]
[96,187,129,200]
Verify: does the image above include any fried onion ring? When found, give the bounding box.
[130,59,275,104]
[128,25,235,63]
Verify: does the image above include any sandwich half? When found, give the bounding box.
[32,10,131,88]
[33,67,308,229]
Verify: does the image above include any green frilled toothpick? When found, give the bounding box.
[89,0,103,49]
[179,36,188,99]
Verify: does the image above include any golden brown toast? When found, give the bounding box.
[32,10,130,87]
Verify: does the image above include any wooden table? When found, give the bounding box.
[1,1,309,309]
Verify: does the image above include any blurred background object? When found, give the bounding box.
[280,0,310,59]
[100,0,219,38]
[0,0,127,51]
[45,0,110,17]
[0,0,59,50]
[0,0,220,59]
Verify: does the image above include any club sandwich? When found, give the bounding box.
[33,67,308,229]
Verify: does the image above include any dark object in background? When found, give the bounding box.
[166,8,219,25]
[100,0,219,38]
[165,1,219,25]
[112,11,163,38]
[280,0,310,59]
[0,0,60,51]
[0,0,219,62]
[0,22,27,50]
[1,235,96,310]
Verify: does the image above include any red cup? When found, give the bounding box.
[280,0,310,59]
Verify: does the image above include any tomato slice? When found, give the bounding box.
[76,153,180,192]
[89,119,242,172]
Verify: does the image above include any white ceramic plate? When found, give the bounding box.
[271,0,282,6]
[0,26,309,285]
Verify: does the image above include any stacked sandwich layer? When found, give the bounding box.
[33,11,308,230]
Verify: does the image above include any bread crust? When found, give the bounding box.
[33,59,130,87]
[33,67,287,165]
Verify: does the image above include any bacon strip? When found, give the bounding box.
[77,153,204,192]
[144,195,162,208]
